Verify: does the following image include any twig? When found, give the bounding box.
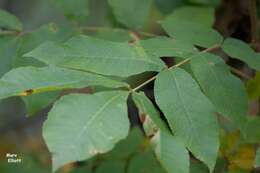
[249,0,259,45]
[131,45,221,92]
[229,66,251,80]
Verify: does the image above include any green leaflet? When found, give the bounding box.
[0,9,22,31]
[133,92,189,173]
[247,72,260,100]
[132,92,168,132]
[25,35,165,77]
[108,127,144,159]
[140,36,198,58]
[162,12,223,48]
[108,0,152,29]
[91,28,132,42]
[0,36,19,77]
[95,160,125,173]
[127,150,166,173]
[152,132,189,173]
[243,117,260,143]
[190,160,210,173]
[43,91,130,171]
[154,68,219,171]
[190,162,209,173]
[54,0,89,22]
[0,66,127,100]
[167,6,215,27]
[190,53,248,130]
[255,147,260,168]
[12,23,79,115]
[14,23,75,68]
[69,128,143,173]
[222,38,260,71]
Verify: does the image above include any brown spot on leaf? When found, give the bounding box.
[49,23,59,33]
[140,113,147,123]
[19,89,34,96]
[128,39,136,44]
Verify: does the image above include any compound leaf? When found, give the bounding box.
[155,68,219,171]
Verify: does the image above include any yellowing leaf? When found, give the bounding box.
[247,72,260,100]
[219,131,240,157]
[228,145,255,171]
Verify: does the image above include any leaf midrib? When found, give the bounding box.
[70,93,123,150]
[170,70,200,150]
[61,55,161,67]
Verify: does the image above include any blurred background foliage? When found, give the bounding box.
[0,0,259,172]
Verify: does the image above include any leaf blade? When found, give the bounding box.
[133,92,190,173]
[54,0,89,22]
[167,6,215,27]
[154,68,219,171]
[161,7,222,48]
[140,36,198,58]
[43,91,130,171]
[108,0,152,29]
[244,117,260,143]
[22,91,60,116]
[0,9,22,31]
[0,66,127,100]
[25,35,165,77]
[222,38,260,71]
[190,53,248,130]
